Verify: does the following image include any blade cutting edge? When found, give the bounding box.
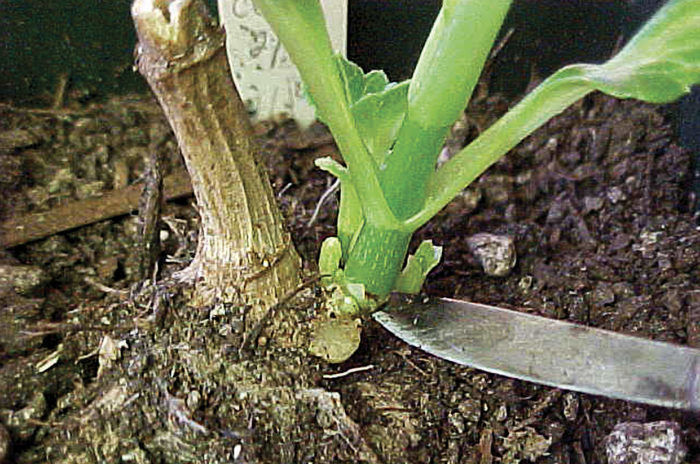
[374,296,700,410]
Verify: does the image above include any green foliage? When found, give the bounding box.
[352,79,409,165]
[314,56,411,260]
[254,0,700,315]
[590,0,700,103]
[419,0,700,228]
[394,241,443,294]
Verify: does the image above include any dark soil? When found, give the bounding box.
[0,88,698,463]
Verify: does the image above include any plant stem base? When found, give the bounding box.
[343,224,412,297]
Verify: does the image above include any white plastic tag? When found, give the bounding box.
[218,0,347,126]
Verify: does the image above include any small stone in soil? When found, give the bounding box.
[466,233,516,277]
[605,421,687,464]
[0,264,47,297]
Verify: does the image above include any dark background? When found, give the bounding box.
[0,0,665,103]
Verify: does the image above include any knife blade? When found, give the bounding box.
[374,295,700,411]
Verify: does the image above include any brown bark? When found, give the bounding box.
[131,0,302,309]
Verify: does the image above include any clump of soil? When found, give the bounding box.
[0,89,698,463]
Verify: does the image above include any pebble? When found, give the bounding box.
[466,233,516,277]
[445,187,482,216]
[583,196,604,214]
[0,264,48,297]
[587,282,616,306]
[605,421,686,464]
[457,398,482,423]
[607,186,627,204]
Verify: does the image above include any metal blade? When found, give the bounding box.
[374,295,700,411]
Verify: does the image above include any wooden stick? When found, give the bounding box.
[0,169,192,248]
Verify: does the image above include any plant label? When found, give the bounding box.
[218,0,347,126]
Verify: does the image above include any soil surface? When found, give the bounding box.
[0,88,698,463]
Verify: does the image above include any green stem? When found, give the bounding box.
[380,0,512,220]
[404,73,593,231]
[407,0,512,130]
[252,0,399,229]
[343,223,413,297]
[379,119,448,219]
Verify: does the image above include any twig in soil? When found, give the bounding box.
[163,387,209,435]
[52,73,70,109]
[25,418,63,428]
[19,321,113,338]
[136,144,164,281]
[323,364,374,379]
[277,182,293,197]
[0,169,193,248]
[297,388,380,463]
[307,178,340,227]
[478,428,494,464]
[573,440,587,464]
[509,389,562,432]
[84,276,129,295]
[0,100,165,117]
[394,349,431,377]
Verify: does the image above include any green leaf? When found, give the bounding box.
[254,0,398,230]
[307,54,394,121]
[310,55,408,163]
[315,157,348,181]
[315,157,363,256]
[335,55,365,106]
[313,56,410,241]
[334,54,391,106]
[580,0,700,103]
[352,81,409,164]
[364,70,391,95]
[393,240,443,294]
[413,0,700,231]
[319,236,343,286]
[329,55,411,165]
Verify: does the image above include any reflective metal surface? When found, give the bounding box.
[374,295,700,410]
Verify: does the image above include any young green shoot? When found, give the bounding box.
[253,0,700,316]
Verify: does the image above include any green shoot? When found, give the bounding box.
[253,0,700,314]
